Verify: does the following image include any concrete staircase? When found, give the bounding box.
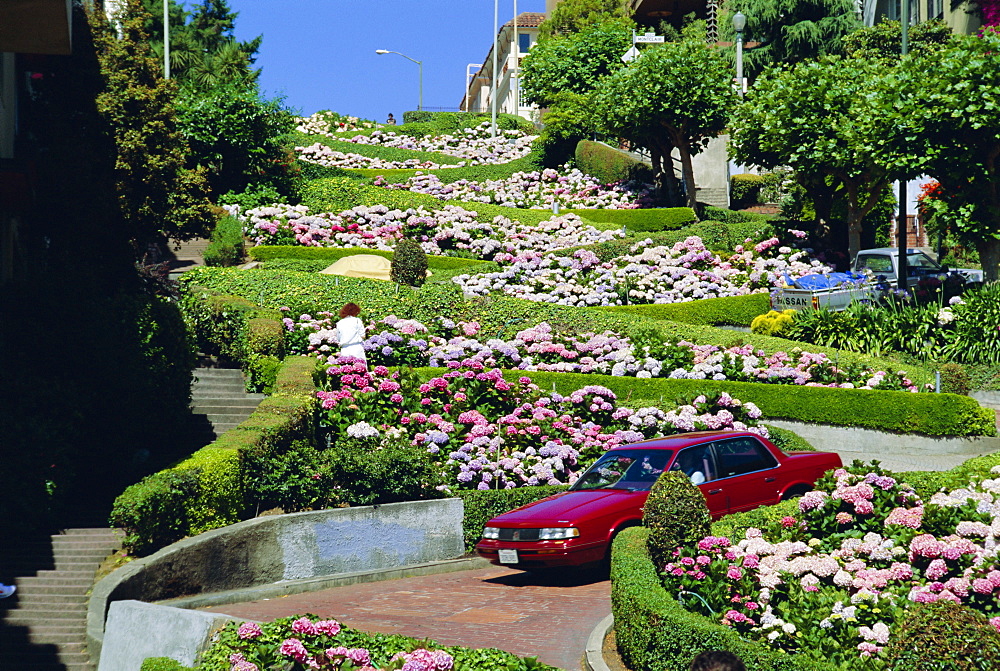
[189,367,266,439]
[0,528,121,671]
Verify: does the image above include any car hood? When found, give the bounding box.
[489,489,641,526]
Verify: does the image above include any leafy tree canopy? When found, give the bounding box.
[724,0,861,78]
[591,39,737,208]
[520,16,633,107]
[894,28,1000,280]
[539,0,631,40]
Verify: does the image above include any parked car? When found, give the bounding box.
[475,431,842,570]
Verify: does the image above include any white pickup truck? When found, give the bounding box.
[770,248,983,312]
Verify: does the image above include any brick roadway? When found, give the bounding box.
[200,565,611,671]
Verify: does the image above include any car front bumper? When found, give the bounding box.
[475,538,607,568]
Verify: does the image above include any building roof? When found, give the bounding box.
[505,12,546,28]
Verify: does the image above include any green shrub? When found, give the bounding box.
[599,293,770,327]
[938,362,972,395]
[109,357,318,555]
[701,205,772,225]
[203,215,245,267]
[763,425,816,453]
[642,471,711,570]
[730,173,765,209]
[246,354,281,393]
[574,139,654,185]
[883,601,1000,671]
[353,155,542,185]
[140,658,193,671]
[562,207,697,232]
[293,160,355,183]
[246,245,490,271]
[326,440,445,507]
[611,527,831,671]
[455,486,568,551]
[751,309,797,337]
[391,238,429,287]
[219,183,284,213]
[179,286,284,371]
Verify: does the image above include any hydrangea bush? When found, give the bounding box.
[376,167,657,210]
[297,143,450,171]
[244,203,624,258]
[199,614,555,671]
[316,358,767,491]
[296,111,378,135]
[659,462,1000,668]
[455,235,834,306]
[283,311,924,392]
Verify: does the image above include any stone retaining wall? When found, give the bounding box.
[88,499,465,668]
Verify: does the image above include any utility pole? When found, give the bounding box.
[897,0,909,290]
[163,0,170,78]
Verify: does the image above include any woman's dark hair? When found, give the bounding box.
[690,651,747,671]
[339,303,361,318]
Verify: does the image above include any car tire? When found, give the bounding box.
[781,484,812,501]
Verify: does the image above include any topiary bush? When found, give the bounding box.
[938,362,972,395]
[642,471,711,570]
[391,237,429,287]
[883,601,1000,671]
[763,424,816,453]
[751,309,797,337]
[574,139,654,185]
[730,173,765,209]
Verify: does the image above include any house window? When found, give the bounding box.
[518,33,532,52]
[927,0,942,19]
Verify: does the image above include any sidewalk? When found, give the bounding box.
[199,564,611,671]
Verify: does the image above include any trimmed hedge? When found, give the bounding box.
[203,215,246,267]
[300,176,442,215]
[350,155,542,185]
[574,139,653,185]
[455,486,568,551]
[292,131,464,165]
[701,205,772,225]
[562,207,698,232]
[140,659,193,671]
[597,293,770,327]
[730,173,766,209]
[247,245,491,271]
[495,369,995,437]
[611,526,832,671]
[398,110,535,133]
[109,356,318,555]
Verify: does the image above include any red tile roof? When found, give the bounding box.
[505,12,546,28]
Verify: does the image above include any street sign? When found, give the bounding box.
[621,46,641,62]
[635,33,665,43]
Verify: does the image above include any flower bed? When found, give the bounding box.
[339,122,536,163]
[296,111,378,134]
[284,313,925,392]
[454,235,833,306]
[243,203,624,258]
[316,359,767,491]
[198,615,557,671]
[657,462,1000,668]
[376,167,657,210]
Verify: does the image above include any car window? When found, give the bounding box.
[907,252,940,269]
[716,437,778,478]
[571,449,672,491]
[856,254,893,274]
[668,444,716,485]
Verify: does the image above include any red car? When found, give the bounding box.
[475,431,842,570]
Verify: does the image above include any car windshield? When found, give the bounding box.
[570,449,673,491]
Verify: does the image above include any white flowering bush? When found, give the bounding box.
[340,122,536,164]
[454,236,834,306]
[376,166,657,210]
[296,111,377,135]
[296,143,449,171]
[316,359,767,491]
[660,462,1000,668]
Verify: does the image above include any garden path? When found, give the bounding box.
[199,564,611,671]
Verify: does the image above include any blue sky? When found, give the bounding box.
[228,1,547,123]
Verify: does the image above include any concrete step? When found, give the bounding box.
[15,575,97,589]
[0,649,92,667]
[4,608,86,623]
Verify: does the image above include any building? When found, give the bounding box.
[461,12,545,121]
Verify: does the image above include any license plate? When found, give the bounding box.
[498,549,518,564]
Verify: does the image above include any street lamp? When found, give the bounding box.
[732,12,746,97]
[376,49,423,111]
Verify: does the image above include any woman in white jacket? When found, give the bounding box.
[335,302,367,365]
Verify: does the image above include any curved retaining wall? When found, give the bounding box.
[88,498,464,669]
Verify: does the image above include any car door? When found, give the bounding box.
[713,436,781,513]
[670,444,728,517]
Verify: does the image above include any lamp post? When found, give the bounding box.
[896,0,910,290]
[732,11,746,97]
[491,0,499,137]
[163,0,170,78]
[376,49,423,111]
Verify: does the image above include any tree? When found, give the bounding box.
[538,0,631,40]
[730,56,912,263]
[591,40,737,208]
[724,0,861,78]
[894,29,1000,281]
[520,17,633,108]
[91,0,216,248]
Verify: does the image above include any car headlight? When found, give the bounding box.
[482,526,500,539]
[538,527,580,540]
